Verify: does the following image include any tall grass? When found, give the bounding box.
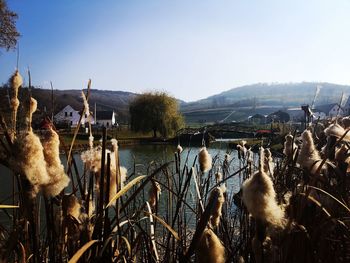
[0,71,350,262]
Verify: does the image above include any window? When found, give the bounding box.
[65,112,68,117]
[107,122,109,127]
[70,112,73,116]
[70,121,73,125]
[85,114,87,118]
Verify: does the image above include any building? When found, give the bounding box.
[54,105,95,127]
[95,111,117,127]
[54,105,81,127]
[267,110,290,123]
[286,108,304,122]
[316,103,344,118]
[343,96,350,116]
[248,113,267,124]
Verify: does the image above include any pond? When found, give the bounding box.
[0,141,249,226]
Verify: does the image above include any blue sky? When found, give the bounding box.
[1,0,350,101]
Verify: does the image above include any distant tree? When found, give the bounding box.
[129,92,184,137]
[0,0,19,51]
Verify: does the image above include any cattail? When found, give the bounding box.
[62,194,81,221]
[224,153,230,162]
[342,117,350,129]
[9,70,23,140]
[197,228,225,263]
[223,153,230,170]
[41,128,70,197]
[209,185,226,227]
[335,144,350,163]
[119,166,127,188]
[177,144,183,154]
[215,171,223,182]
[247,148,253,164]
[10,70,23,96]
[81,91,90,117]
[111,138,119,174]
[109,165,127,202]
[13,131,50,196]
[242,147,285,228]
[283,134,297,160]
[81,146,104,173]
[324,123,350,141]
[297,130,324,174]
[81,143,127,203]
[28,97,37,132]
[198,147,212,172]
[237,140,247,159]
[149,181,161,208]
[263,148,274,176]
[89,135,94,149]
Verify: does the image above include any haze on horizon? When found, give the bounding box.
[1,0,350,102]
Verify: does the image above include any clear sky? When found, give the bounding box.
[1,0,350,102]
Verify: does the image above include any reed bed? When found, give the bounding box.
[0,71,350,262]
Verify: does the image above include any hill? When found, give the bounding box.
[182,82,350,112]
[181,82,350,124]
[0,87,137,124]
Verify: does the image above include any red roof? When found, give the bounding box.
[256,129,272,134]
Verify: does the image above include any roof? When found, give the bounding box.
[315,103,339,113]
[57,105,77,114]
[267,110,290,122]
[96,111,114,120]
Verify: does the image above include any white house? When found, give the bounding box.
[54,105,95,127]
[343,96,350,116]
[312,110,327,120]
[316,103,344,118]
[95,111,116,127]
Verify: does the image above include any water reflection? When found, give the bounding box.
[0,142,245,226]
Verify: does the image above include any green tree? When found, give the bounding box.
[129,92,184,138]
[0,0,19,50]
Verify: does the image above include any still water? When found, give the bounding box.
[0,141,245,225]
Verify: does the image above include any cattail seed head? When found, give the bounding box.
[10,70,22,97]
[209,185,226,227]
[13,131,50,197]
[10,97,19,111]
[247,148,253,164]
[197,228,225,263]
[263,148,274,176]
[199,147,212,172]
[111,138,118,152]
[242,147,285,228]
[81,91,90,117]
[28,97,37,132]
[89,135,94,149]
[335,144,350,163]
[324,123,350,141]
[283,134,297,160]
[215,171,223,182]
[342,117,350,129]
[41,128,70,196]
[297,130,324,174]
[177,144,183,154]
[149,181,161,208]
